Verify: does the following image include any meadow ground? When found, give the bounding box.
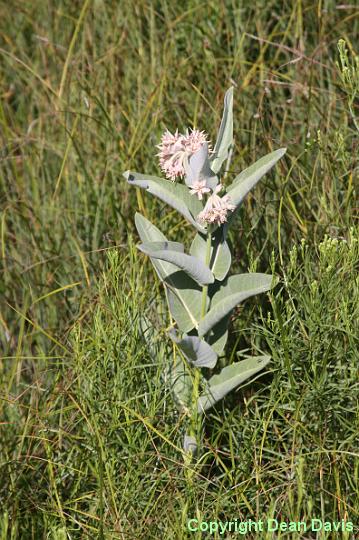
[0,1,358,538]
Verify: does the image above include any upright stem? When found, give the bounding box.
[200,228,212,318]
[187,227,212,466]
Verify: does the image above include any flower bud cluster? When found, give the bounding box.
[197,184,235,225]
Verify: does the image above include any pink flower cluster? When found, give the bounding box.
[189,180,211,200]
[197,185,236,225]
[157,129,209,181]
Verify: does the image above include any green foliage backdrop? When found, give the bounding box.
[0,1,358,538]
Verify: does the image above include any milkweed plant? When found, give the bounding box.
[124,88,286,460]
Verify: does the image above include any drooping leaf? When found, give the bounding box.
[197,355,271,412]
[210,87,234,174]
[125,171,204,231]
[135,212,167,245]
[168,329,217,368]
[226,148,287,209]
[138,241,214,286]
[185,143,218,190]
[165,357,193,411]
[190,228,231,281]
[134,213,178,280]
[198,273,274,336]
[134,214,202,332]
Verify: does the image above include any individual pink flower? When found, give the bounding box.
[189,180,211,200]
[197,184,236,225]
[157,129,209,181]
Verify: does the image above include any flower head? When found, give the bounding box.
[189,179,211,200]
[157,129,209,181]
[197,184,236,225]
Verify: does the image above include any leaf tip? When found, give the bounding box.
[134,212,145,228]
[225,86,234,100]
[258,354,271,364]
[136,243,146,254]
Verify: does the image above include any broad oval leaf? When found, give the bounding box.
[206,315,230,355]
[190,228,231,281]
[210,87,234,174]
[134,213,179,280]
[134,214,202,332]
[197,355,271,412]
[125,171,205,231]
[139,240,184,253]
[226,148,287,209]
[166,272,203,333]
[198,273,274,337]
[139,241,214,286]
[169,329,218,368]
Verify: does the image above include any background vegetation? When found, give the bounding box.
[0,1,358,538]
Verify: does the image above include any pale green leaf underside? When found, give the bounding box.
[139,241,214,286]
[198,355,271,412]
[190,228,231,281]
[198,273,273,336]
[210,87,234,174]
[227,148,287,208]
[125,171,204,231]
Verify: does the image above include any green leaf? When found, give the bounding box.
[139,240,184,253]
[226,148,286,209]
[198,273,273,337]
[206,315,230,355]
[125,171,205,231]
[134,213,178,281]
[169,329,218,368]
[165,358,193,411]
[138,241,214,286]
[210,87,234,174]
[134,214,202,332]
[197,355,271,412]
[166,275,202,333]
[190,228,231,281]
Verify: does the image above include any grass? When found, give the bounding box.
[0,1,358,538]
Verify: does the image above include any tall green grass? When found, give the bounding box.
[0,1,358,538]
